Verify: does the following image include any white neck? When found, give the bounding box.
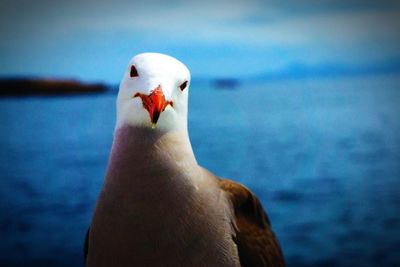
[105,124,197,192]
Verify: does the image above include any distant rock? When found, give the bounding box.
[213,78,240,89]
[0,77,108,96]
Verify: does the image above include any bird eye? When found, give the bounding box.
[130,65,139,78]
[179,80,188,91]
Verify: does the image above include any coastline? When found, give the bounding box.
[0,78,108,96]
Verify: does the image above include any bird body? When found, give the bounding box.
[85,53,284,266]
[87,126,240,266]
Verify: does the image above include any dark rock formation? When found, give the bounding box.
[0,78,108,96]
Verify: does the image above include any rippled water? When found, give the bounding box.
[0,75,399,266]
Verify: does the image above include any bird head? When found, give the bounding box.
[116,53,190,132]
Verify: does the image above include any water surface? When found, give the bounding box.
[0,75,399,266]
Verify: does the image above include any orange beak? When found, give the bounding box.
[133,85,173,127]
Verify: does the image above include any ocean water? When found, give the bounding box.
[0,75,399,267]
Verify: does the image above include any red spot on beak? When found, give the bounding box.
[133,85,173,126]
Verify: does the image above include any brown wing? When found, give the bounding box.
[219,179,285,267]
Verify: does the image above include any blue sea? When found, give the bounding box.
[0,75,399,267]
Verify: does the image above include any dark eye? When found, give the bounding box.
[130,65,139,78]
[179,80,188,91]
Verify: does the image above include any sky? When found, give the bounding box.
[0,0,400,83]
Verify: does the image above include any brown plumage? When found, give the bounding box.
[85,178,285,267]
[220,179,285,267]
[84,132,285,266]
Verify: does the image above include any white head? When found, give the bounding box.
[116,53,191,132]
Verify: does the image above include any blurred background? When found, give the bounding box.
[1,0,399,266]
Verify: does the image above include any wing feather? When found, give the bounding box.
[219,179,285,267]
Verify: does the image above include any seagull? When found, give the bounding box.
[84,53,285,267]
